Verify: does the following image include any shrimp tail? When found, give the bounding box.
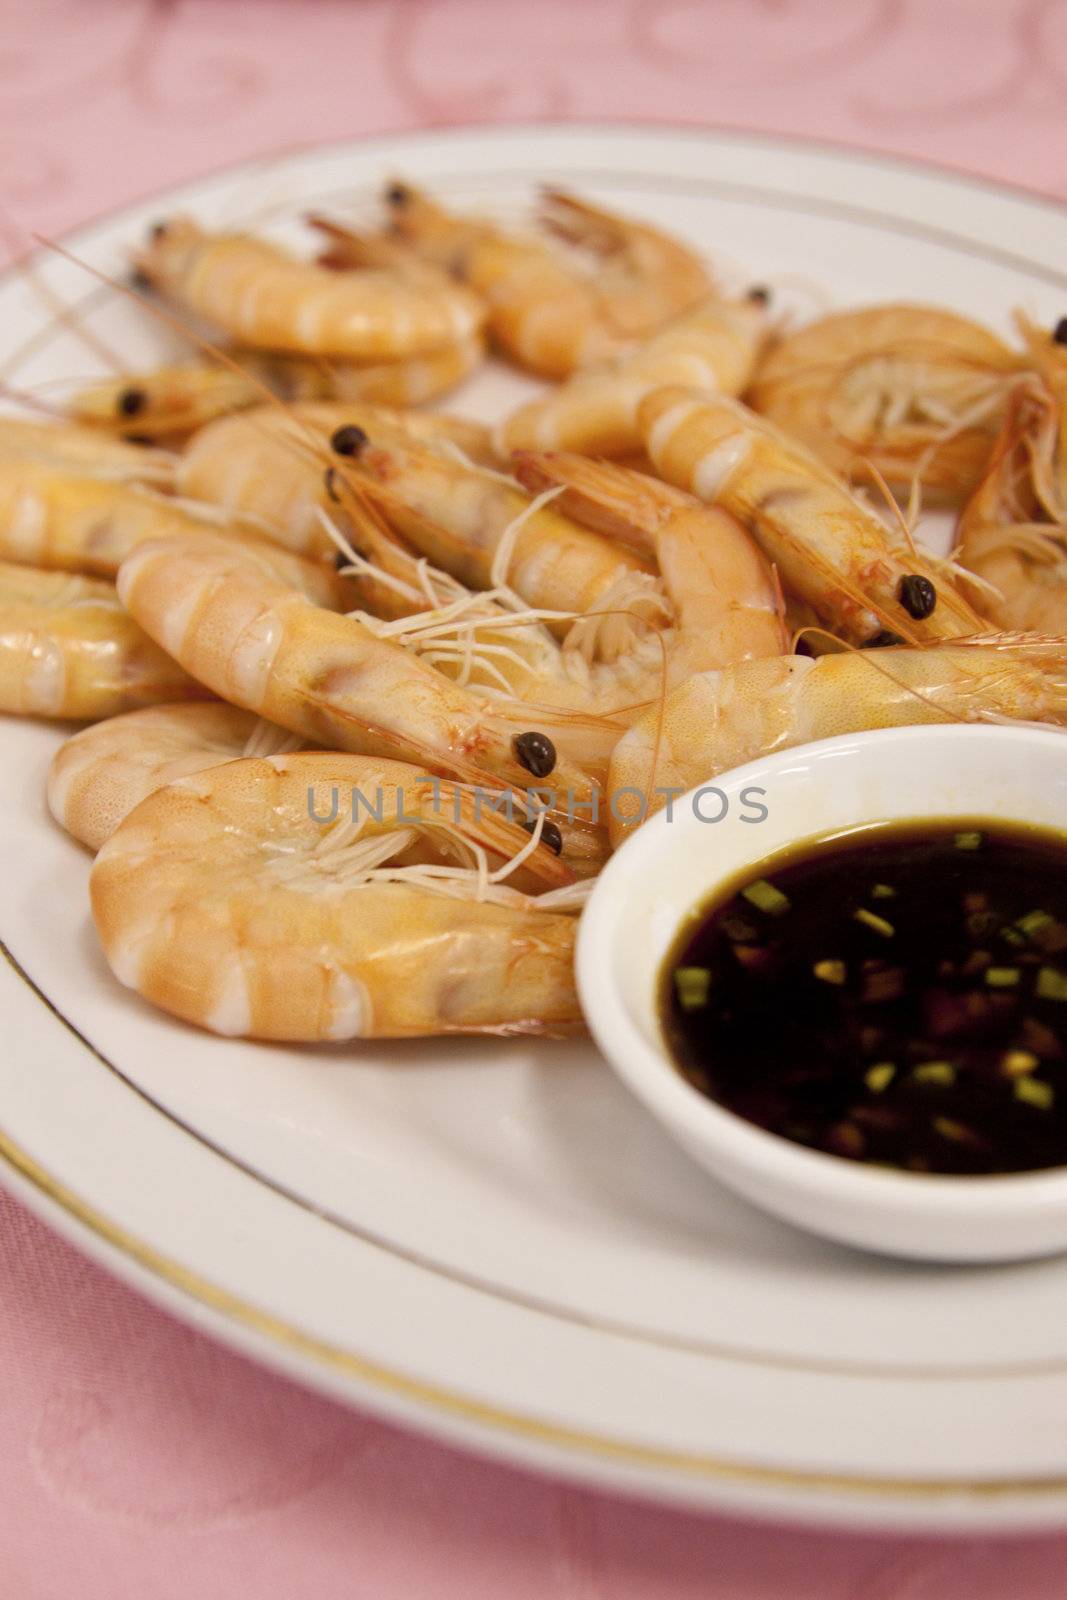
[539,189,641,255]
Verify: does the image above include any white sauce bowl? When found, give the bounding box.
[577,724,1067,1262]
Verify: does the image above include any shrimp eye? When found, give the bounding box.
[746,285,771,305]
[385,183,411,207]
[513,731,556,777]
[333,549,350,572]
[149,221,169,243]
[1054,317,1067,346]
[129,268,153,292]
[863,630,905,649]
[522,816,563,855]
[117,386,147,418]
[897,574,937,620]
[331,424,368,457]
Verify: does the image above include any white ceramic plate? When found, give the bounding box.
[4,124,1067,1534]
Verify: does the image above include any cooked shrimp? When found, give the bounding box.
[748,305,1022,501]
[179,403,486,625]
[0,561,203,720]
[117,532,604,806]
[0,458,349,607]
[67,335,486,441]
[607,639,1067,842]
[498,293,769,457]
[347,454,780,799]
[512,451,782,682]
[639,386,987,645]
[131,217,485,360]
[385,182,711,378]
[957,379,1067,631]
[338,422,656,628]
[68,362,270,440]
[0,415,174,483]
[301,215,491,403]
[48,701,293,850]
[90,751,582,1040]
[177,401,499,561]
[328,334,486,407]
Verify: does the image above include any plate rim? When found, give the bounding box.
[5,120,1067,1531]
[12,116,1067,262]
[11,931,1067,1534]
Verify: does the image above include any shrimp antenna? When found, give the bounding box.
[790,625,994,724]
[2,208,127,375]
[855,457,920,556]
[0,379,69,419]
[770,561,790,654]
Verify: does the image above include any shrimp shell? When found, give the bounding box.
[326,334,486,407]
[48,701,271,850]
[116,532,603,805]
[498,294,768,457]
[132,217,485,360]
[67,335,487,441]
[0,458,349,607]
[90,751,581,1040]
[341,424,654,626]
[0,415,174,482]
[749,305,1021,501]
[607,639,1067,843]
[385,183,711,378]
[0,561,203,720]
[177,401,499,561]
[512,451,783,682]
[638,386,987,645]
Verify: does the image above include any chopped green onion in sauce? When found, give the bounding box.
[912,1061,956,1085]
[661,821,1067,1176]
[1015,1077,1055,1110]
[1037,967,1067,1002]
[740,879,791,917]
[673,967,711,1011]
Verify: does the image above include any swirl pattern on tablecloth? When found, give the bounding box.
[3,1,1067,1592]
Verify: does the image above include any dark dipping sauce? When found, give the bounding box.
[660,822,1067,1177]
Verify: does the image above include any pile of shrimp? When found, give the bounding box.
[4,178,1067,1044]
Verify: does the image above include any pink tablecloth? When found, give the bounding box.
[4,1,1067,1591]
